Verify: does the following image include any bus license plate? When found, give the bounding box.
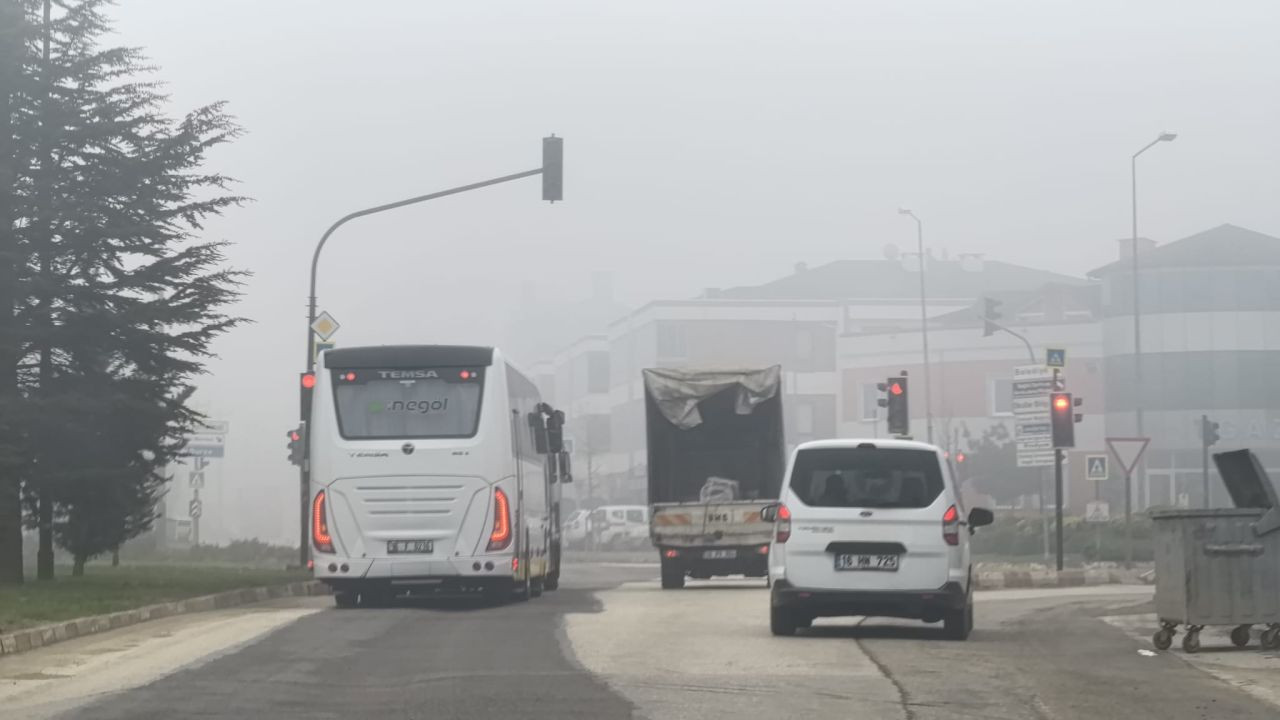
[387,540,434,554]
[835,553,899,571]
[703,549,737,560]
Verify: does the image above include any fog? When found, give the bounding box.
[105,0,1280,544]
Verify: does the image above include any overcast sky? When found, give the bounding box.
[106,0,1280,543]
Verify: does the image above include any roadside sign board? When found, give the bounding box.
[1047,348,1066,368]
[188,498,203,519]
[1013,364,1054,468]
[311,311,341,341]
[315,341,335,361]
[1085,500,1110,522]
[1086,455,1109,481]
[189,471,205,489]
[1106,437,1151,476]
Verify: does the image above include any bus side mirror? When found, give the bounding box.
[968,507,994,529]
[547,410,565,454]
[760,504,779,523]
[528,412,549,454]
[558,451,572,483]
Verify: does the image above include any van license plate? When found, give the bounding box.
[387,540,434,554]
[835,554,899,571]
[703,549,737,560]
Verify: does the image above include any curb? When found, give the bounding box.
[0,579,329,658]
[974,569,1150,590]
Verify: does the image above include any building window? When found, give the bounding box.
[795,402,815,435]
[989,377,1013,416]
[587,351,610,393]
[860,383,880,421]
[657,323,687,358]
[796,328,814,361]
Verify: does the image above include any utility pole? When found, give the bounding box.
[898,208,932,443]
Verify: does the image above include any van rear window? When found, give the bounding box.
[789,447,944,509]
[331,367,484,439]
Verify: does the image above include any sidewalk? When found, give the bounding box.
[1103,612,1280,710]
[0,580,327,658]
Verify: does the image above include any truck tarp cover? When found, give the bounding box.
[644,366,785,504]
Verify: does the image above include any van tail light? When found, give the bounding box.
[488,487,512,551]
[775,504,792,544]
[312,490,334,553]
[942,504,961,546]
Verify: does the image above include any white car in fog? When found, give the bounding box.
[563,510,590,547]
[765,439,993,639]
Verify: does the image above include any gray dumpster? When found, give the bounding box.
[1150,449,1280,653]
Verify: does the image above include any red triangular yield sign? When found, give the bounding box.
[1107,437,1151,476]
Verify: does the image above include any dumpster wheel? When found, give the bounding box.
[1231,624,1252,648]
[1152,627,1175,651]
[1262,626,1280,650]
[1182,626,1203,654]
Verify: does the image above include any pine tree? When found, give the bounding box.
[0,0,247,583]
[0,0,39,585]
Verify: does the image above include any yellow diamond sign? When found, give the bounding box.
[310,311,340,341]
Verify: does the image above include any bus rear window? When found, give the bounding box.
[331,367,484,439]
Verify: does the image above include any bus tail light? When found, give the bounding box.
[312,490,334,553]
[943,504,961,546]
[488,487,512,551]
[775,504,792,544]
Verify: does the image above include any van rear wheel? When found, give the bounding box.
[943,601,974,640]
[771,605,798,636]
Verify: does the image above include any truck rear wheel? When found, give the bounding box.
[660,557,685,589]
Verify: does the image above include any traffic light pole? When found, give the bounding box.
[1201,415,1210,508]
[299,139,561,568]
[1054,448,1064,572]
[976,315,1037,363]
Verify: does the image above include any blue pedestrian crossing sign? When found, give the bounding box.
[1085,454,1108,480]
[1046,348,1066,368]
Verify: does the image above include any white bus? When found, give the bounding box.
[308,345,567,607]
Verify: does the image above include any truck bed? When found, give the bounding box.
[650,500,775,547]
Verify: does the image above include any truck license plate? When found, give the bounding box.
[387,540,434,554]
[703,549,737,560]
[835,553,899,571]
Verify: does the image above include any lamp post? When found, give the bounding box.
[898,208,933,444]
[1128,131,1175,543]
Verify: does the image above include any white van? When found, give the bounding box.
[589,505,649,549]
[308,345,566,607]
[765,439,993,639]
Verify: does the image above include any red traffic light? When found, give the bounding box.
[1053,394,1070,412]
[289,430,301,442]
[890,382,904,396]
[301,373,316,389]
[956,452,966,463]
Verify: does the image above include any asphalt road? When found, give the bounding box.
[3,563,1277,719]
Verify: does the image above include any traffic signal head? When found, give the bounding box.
[1203,416,1221,447]
[1050,392,1075,448]
[982,297,1003,337]
[542,135,563,202]
[300,372,316,420]
[885,376,909,436]
[287,423,306,466]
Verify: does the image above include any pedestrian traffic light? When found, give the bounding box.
[1050,392,1075,448]
[542,135,563,203]
[288,423,306,467]
[1202,415,1220,447]
[881,375,909,436]
[982,297,1002,337]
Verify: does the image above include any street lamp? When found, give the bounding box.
[1127,130,1175,566]
[898,208,933,444]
